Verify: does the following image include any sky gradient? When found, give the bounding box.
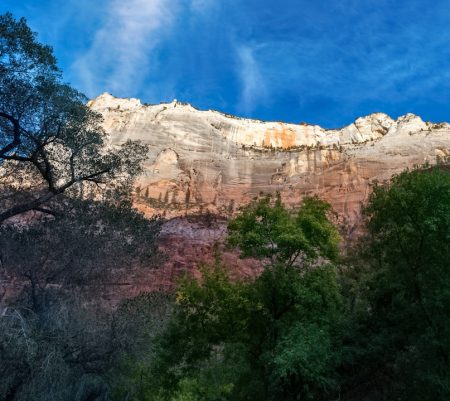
[2,0,450,127]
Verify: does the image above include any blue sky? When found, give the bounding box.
[3,0,450,127]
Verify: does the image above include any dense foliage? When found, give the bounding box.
[112,166,450,401]
[116,259,344,401]
[228,194,340,266]
[340,165,450,401]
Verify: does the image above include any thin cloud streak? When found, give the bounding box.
[72,0,177,98]
[236,44,268,115]
[7,0,450,126]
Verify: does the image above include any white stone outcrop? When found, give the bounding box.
[89,94,450,226]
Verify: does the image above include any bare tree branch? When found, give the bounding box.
[0,111,21,158]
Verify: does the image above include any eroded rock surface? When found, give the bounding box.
[89,93,450,234]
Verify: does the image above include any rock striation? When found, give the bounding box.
[89,93,450,233]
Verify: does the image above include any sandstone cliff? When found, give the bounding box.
[89,93,450,234]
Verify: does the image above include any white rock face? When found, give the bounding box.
[89,93,450,229]
[87,93,142,110]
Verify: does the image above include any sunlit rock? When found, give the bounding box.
[89,94,450,230]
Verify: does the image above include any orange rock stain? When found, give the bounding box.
[262,123,297,149]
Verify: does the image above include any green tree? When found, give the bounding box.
[344,165,450,401]
[125,196,344,401]
[0,12,148,223]
[138,264,343,401]
[227,194,340,267]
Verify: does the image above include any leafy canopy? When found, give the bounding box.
[118,196,344,401]
[227,194,340,266]
[345,165,450,401]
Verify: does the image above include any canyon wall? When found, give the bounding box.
[6,94,450,303]
[89,93,450,235]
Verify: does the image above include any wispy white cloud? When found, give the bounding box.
[236,44,268,115]
[12,0,450,125]
[72,0,178,98]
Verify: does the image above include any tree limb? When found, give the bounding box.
[0,111,21,158]
[0,168,111,224]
